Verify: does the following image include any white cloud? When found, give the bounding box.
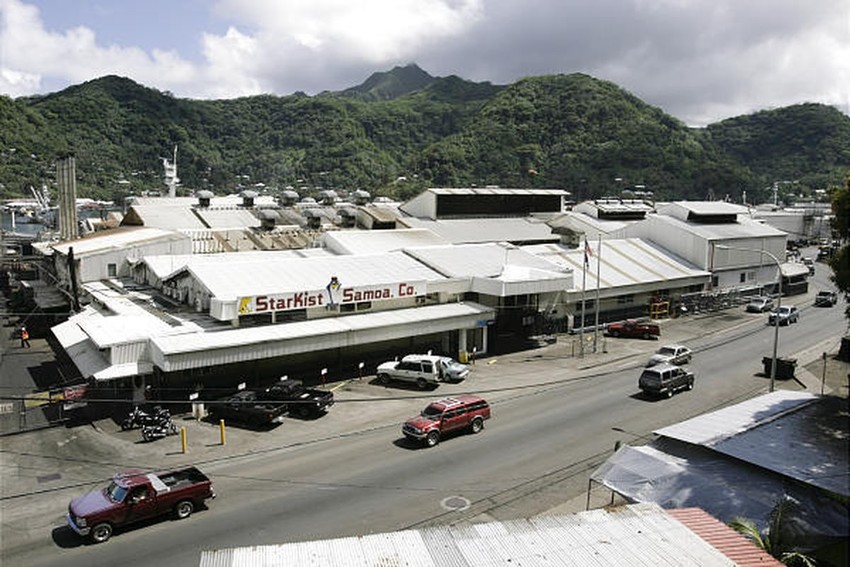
[1,0,848,126]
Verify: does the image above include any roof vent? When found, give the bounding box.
[352,189,371,205]
[258,209,277,230]
[318,189,338,205]
[280,190,300,206]
[240,190,258,207]
[338,207,356,227]
[196,190,214,208]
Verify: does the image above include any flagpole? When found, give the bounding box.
[594,234,601,353]
[580,257,586,357]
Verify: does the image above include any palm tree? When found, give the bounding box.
[729,496,817,566]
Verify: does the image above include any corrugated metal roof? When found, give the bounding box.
[656,391,848,497]
[400,217,558,245]
[198,503,740,567]
[195,208,261,229]
[48,227,188,256]
[404,243,568,279]
[428,187,570,196]
[668,508,783,567]
[649,213,786,240]
[654,391,817,445]
[660,201,750,218]
[547,211,630,235]
[127,204,209,230]
[177,251,447,300]
[142,251,319,281]
[523,239,709,292]
[323,228,449,255]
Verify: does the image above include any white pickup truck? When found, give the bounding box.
[376,354,469,389]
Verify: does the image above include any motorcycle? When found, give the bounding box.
[141,418,178,442]
[122,405,171,430]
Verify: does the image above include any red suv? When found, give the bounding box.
[402,395,491,447]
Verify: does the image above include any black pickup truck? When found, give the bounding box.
[206,389,288,429]
[262,378,334,418]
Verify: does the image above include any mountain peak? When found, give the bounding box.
[340,63,436,101]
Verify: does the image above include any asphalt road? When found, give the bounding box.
[1,268,847,567]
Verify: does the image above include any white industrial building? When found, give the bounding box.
[39,192,811,405]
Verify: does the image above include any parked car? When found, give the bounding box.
[262,378,335,418]
[646,344,693,367]
[802,257,815,275]
[605,319,660,340]
[768,305,799,326]
[377,354,469,389]
[402,394,490,447]
[67,467,215,543]
[638,363,695,398]
[745,297,775,313]
[814,291,838,307]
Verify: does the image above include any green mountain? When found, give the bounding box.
[0,67,847,205]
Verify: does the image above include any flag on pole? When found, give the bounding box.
[584,239,593,267]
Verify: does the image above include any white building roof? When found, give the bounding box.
[141,250,328,282]
[659,201,749,220]
[322,228,449,255]
[642,212,786,241]
[173,251,447,300]
[546,211,631,237]
[198,503,739,567]
[404,243,567,279]
[47,227,188,257]
[523,239,710,293]
[399,217,557,245]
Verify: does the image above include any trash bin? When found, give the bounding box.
[762,356,797,379]
[458,351,468,364]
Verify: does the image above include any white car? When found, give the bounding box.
[646,344,693,367]
[376,354,469,389]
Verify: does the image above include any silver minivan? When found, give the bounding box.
[638,363,695,398]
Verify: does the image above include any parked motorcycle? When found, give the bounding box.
[141,419,178,442]
[122,405,171,430]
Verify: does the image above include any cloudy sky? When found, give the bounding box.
[1,0,848,126]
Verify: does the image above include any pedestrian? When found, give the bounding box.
[20,326,30,348]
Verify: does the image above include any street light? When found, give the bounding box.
[715,245,782,392]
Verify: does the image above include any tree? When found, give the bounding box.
[829,170,850,320]
[729,496,816,566]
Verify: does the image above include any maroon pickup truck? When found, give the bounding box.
[605,319,660,339]
[67,466,215,543]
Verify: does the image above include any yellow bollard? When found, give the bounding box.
[220,419,226,446]
[181,427,187,454]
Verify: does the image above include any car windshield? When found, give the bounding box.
[421,404,444,419]
[657,347,676,355]
[105,481,128,503]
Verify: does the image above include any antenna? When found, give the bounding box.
[163,145,179,198]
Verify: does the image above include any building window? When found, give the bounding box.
[340,303,355,313]
[711,275,719,288]
[107,263,117,277]
[356,301,372,311]
[617,295,634,305]
[740,272,746,283]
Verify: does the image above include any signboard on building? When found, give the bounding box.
[238,280,427,315]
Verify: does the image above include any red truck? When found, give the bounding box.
[66,466,215,543]
[605,319,660,339]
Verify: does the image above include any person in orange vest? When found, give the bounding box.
[20,326,30,348]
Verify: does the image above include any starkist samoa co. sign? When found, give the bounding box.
[238,279,427,315]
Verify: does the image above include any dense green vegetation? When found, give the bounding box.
[1,64,848,205]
